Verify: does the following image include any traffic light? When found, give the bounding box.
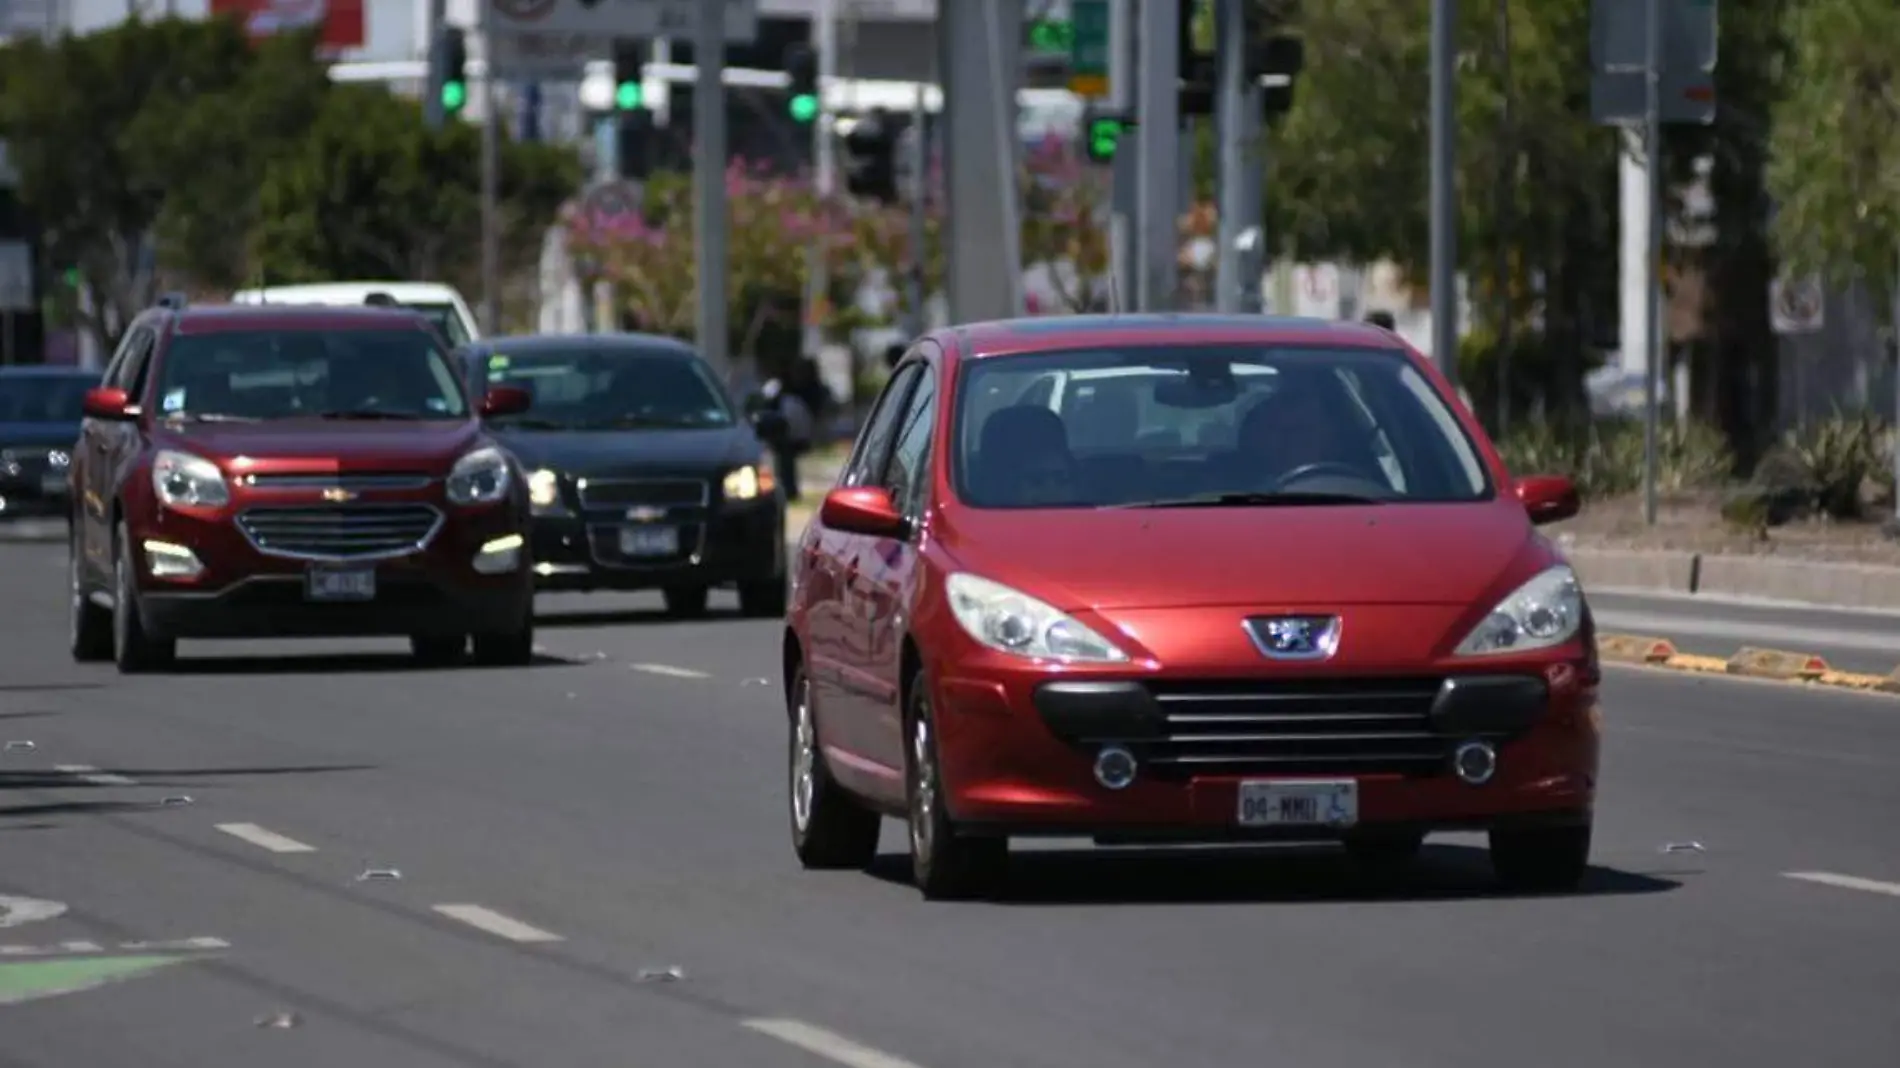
[841,111,899,203]
[439,27,468,117]
[1084,115,1130,163]
[785,44,818,123]
[612,39,646,112]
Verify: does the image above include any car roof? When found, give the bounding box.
[229,281,465,304]
[0,364,98,379]
[165,304,442,335]
[944,313,1404,359]
[462,332,701,357]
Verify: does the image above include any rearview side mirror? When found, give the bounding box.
[481,386,532,417]
[1514,475,1580,526]
[82,386,133,421]
[819,486,908,539]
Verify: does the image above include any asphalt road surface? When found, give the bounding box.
[2,541,1896,1068]
[1590,589,1900,675]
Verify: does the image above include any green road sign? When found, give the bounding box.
[1069,0,1109,98]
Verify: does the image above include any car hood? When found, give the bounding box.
[491,426,759,475]
[0,423,82,450]
[153,419,484,473]
[936,499,1552,610]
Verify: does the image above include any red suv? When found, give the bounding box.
[783,316,1599,899]
[68,300,537,673]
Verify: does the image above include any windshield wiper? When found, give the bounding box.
[312,410,426,421]
[1109,491,1386,509]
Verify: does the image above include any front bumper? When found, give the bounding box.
[929,652,1600,842]
[527,497,785,591]
[0,470,72,518]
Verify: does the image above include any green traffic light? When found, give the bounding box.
[788,93,819,122]
[441,80,467,112]
[1088,118,1123,158]
[615,81,643,110]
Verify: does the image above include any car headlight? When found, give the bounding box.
[1455,565,1585,656]
[447,446,511,505]
[723,454,778,501]
[47,449,70,468]
[945,572,1128,663]
[151,449,229,508]
[527,467,563,511]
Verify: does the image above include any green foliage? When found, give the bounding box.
[1781,411,1893,519]
[1496,418,1733,500]
[1766,0,1900,293]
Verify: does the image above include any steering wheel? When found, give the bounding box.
[1273,461,1377,489]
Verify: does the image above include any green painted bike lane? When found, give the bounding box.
[0,954,191,1005]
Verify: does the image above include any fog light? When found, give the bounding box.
[1093,746,1138,790]
[1453,740,1497,785]
[142,539,204,579]
[474,533,524,574]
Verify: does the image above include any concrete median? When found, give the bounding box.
[1596,632,1900,695]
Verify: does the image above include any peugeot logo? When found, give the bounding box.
[321,487,357,503]
[625,505,666,522]
[1243,615,1342,661]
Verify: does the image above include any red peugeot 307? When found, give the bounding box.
[782,315,1598,899]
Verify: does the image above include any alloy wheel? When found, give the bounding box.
[909,713,936,861]
[791,677,817,832]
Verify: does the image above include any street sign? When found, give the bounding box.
[1068,0,1109,98]
[1589,0,1719,125]
[1590,70,1716,124]
[487,0,758,42]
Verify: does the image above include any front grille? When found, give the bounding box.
[577,478,709,510]
[1133,678,1460,778]
[237,503,442,560]
[240,472,434,491]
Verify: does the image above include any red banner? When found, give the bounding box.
[208,0,366,52]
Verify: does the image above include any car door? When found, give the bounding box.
[80,326,152,574]
[856,350,940,773]
[807,361,922,777]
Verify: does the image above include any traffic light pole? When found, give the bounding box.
[1214,0,1253,314]
[478,0,500,335]
[804,0,836,361]
[1429,0,1458,381]
[903,83,928,338]
[1135,0,1179,312]
[694,0,730,378]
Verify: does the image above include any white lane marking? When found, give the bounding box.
[742,1018,930,1068]
[1784,871,1900,898]
[0,937,229,958]
[53,764,135,786]
[431,904,564,943]
[0,895,67,929]
[632,663,709,679]
[216,822,317,854]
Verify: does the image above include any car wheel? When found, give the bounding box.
[470,603,534,667]
[1489,823,1592,894]
[70,529,113,663]
[738,576,788,618]
[1342,828,1426,884]
[410,634,467,666]
[787,665,880,869]
[905,669,1006,900]
[662,584,709,617]
[112,523,174,674]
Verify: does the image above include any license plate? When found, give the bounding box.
[305,566,376,602]
[40,473,65,495]
[1237,779,1358,827]
[618,525,679,557]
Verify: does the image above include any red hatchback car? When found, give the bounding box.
[68,299,537,673]
[783,315,1598,899]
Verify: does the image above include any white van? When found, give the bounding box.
[228,282,481,347]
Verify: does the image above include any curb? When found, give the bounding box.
[1596,632,1900,694]
[1568,547,1900,613]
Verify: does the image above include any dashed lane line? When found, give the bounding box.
[1783,871,1900,899]
[430,905,564,944]
[215,822,317,854]
[742,1018,930,1068]
[631,663,710,679]
[0,937,230,958]
[52,764,135,786]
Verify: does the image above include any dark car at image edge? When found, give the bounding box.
[69,298,538,673]
[0,365,95,522]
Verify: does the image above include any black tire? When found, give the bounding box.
[787,665,880,869]
[69,527,113,662]
[1342,828,1426,884]
[1490,823,1592,894]
[111,522,174,674]
[738,576,788,618]
[470,603,534,667]
[905,668,1006,900]
[410,634,467,666]
[662,584,709,617]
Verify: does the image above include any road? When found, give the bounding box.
[2,540,1897,1068]
[1590,588,1900,675]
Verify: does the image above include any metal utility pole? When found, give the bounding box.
[1429,0,1458,380]
[1214,0,1252,314]
[1136,0,1180,312]
[904,83,928,338]
[694,0,730,377]
[478,0,500,335]
[1494,0,1513,434]
[804,0,836,358]
[1641,0,1662,524]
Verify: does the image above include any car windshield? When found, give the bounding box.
[0,375,92,423]
[404,302,472,346]
[478,347,735,430]
[153,329,469,420]
[953,345,1492,509]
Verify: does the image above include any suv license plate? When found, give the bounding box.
[40,473,65,495]
[619,525,678,557]
[1237,779,1358,828]
[306,566,376,602]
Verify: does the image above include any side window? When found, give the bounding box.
[102,327,146,390]
[124,331,158,407]
[108,328,156,407]
[844,363,922,488]
[882,366,938,518]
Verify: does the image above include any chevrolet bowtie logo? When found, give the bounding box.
[321,487,357,503]
[624,505,666,521]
